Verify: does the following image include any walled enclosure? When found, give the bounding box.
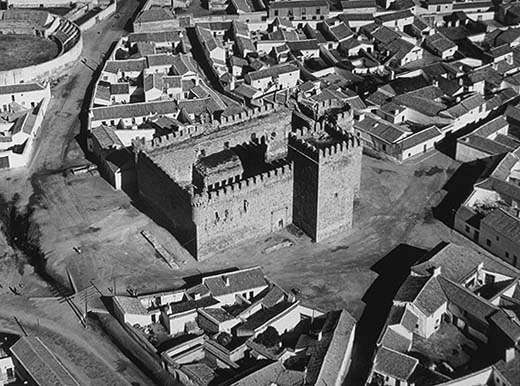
[0,10,82,85]
[136,108,293,259]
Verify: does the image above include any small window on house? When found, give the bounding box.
[465,225,470,233]
[486,239,492,247]
[274,10,279,16]
[506,252,510,258]
[316,8,320,14]
[224,141,230,149]
[496,236,500,241]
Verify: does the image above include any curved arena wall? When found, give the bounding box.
[0,16,83,85]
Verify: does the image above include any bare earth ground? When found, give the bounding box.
[0,0,493,383]
[0,1,158,385]
[20,149,484,320]
[0,34,60,71]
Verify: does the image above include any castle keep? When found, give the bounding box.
[134,102,362,259]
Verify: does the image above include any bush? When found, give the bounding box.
[254,327,280,348]
[217,332,232,346]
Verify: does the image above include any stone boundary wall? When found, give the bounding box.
[78,0,117,31]
[6,0,97,7]
[0,15,82,85]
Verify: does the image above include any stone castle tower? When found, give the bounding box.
[289,125,362,242]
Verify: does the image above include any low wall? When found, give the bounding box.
[0,31,82,85]
[0,95,50,169]
[6,0,90,6]
[78,1,117,31]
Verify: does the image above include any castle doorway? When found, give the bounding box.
[271,207,287,232]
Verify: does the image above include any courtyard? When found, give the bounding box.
[410,322,477,374]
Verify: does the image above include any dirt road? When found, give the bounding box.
[0,2,160,385]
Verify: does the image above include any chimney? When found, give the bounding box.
[433,266,442,277]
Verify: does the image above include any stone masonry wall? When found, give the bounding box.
[191,163,293,260]
[316,142,362,241]
[290,139,319,240]
[137,152,198,255]
[289,130,362,242]
[147,109,292,184]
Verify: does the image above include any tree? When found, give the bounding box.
[254,326,280,348]
[217,332,232,346]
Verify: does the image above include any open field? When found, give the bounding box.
[0,34,59,70]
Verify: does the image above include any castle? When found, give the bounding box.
[133,101,362,260]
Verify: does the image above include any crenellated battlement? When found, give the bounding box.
[289,130,361,162]
[291,125,320,137]
[218,103,279,127]
[288,134,320,162]
[130,124,204,152]
[191,161,293,207]
[131,104,282,152]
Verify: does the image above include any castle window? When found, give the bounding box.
[334,192,338,198]
[243,200,249,213]
[224,141,230,149]
[224,209,229,219]
[215,212,220,222]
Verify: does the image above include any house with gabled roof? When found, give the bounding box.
[368,241,520,386]
[456,115,518,162]
[424,33,458,59]
[454,150,520,269]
